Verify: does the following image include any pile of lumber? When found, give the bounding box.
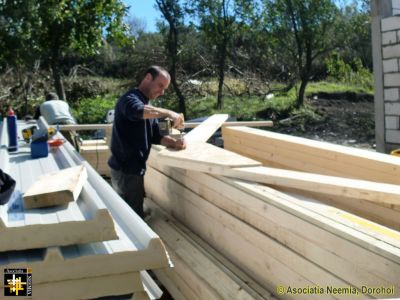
[79,139,111,177]
[142,116,400,300]
[222,126,400,230]
[0,121,172,300]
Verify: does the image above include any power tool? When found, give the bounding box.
[22,125,56,143]
[159,115,185,140]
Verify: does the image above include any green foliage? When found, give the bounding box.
[263,0,340,106]
[325,52,373,91]
[72,95,117,124]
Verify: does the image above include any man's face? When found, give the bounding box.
[146,72,170,100]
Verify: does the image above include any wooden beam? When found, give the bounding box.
[157,142,260,172]
[145,167,356,295]
[146,199,274,300]
[155,143,400,206]
[184,114,229,143]
[23,165,87,209]
[185,120,273,128]
[147,157,400,288]
[222,126,400,184]
[225,166,400,206]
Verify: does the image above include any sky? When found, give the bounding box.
[123,0,160,33]
[122,0,361,34]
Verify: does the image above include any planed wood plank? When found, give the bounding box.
[145,167,355,299]
[23,165,88,209]
[157,142,261,172]
[146,158,400,289]
[225,166,400,206]
[146,200,274,300]
[222,126,400,184]
[184,114,228,143]
[155,144,400,206]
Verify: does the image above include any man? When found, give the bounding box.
[108,66,186,218]
[38,92,76,125]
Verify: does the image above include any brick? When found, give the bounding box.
[385,102,400,114]
[384,73,400,86]
[383,58,399,72]
[382,44,400,59]
[382,16,400,32]
[384,88,400,100]
[386,129,400,143]
[383,31,397,45]
[386,116,399,129]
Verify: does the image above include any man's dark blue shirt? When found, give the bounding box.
[108,88,163,175]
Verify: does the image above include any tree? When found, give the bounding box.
[1,0,130,100]
[264,0,339,107]
[156,0,186,117]
[188,0,255,109]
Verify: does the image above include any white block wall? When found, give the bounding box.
[382,8,400,143]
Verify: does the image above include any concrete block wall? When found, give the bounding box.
[381,12,400,149]
[372,0,400,152]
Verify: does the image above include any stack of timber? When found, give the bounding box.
[146,198,276,300]
[143,115,400,299]
[79,139,111,177]
[0,120,171,300]
[222,126,400,230]
[60,121,273,178]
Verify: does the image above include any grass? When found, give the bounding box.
[72,78,373,124]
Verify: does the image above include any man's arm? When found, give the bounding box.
[160,135,186,150]
[143,105,184,128]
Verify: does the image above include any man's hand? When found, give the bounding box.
[161,135,187,150]
[170,112,185,129]
[173,138,186,150]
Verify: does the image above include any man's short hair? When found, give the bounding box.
[144,66,169,80]
[46,92,59,101]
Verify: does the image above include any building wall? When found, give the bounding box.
[372,0,400,152]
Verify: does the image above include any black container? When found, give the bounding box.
[0,169,16,205]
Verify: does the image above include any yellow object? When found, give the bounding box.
[390,149,400,157]
[22,126,56,143]
[22,126,37,142]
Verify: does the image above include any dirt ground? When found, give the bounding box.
[270,95,375,151]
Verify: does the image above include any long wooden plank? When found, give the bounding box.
[167,208,276,300]
[277,186,400,230]
[186,120,273,128]
[146,200,274,300]
[223,134,397,184]
[157,142,261,171]
[225,166,400,206]
[222,126,400,184]
[147,156,400,289]
[184,114,229,142]
[155,143,400,206]
[145,167,356,299]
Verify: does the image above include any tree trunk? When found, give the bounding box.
[50,56,66,101]
[217,42,227,110]
[296,78,308,108]
[168,26,186,117]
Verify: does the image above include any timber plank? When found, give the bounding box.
[23,165,87,209]
[146,157,400,290]
[145,167,355,299]
[146,200,273,300]
[184,114,228,142]
[222,126,400,184]
[157,142,261,171]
